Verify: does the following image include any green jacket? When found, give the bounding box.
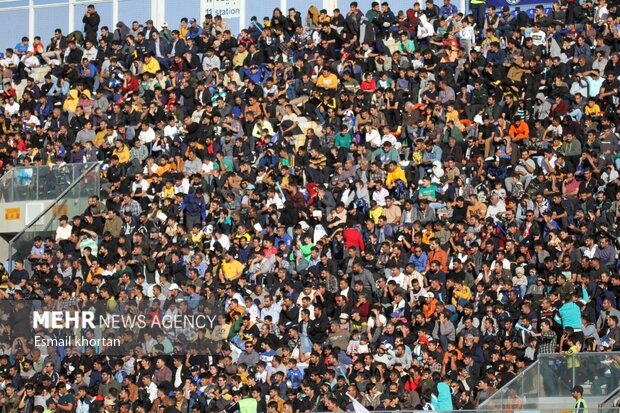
[239,397,258,413]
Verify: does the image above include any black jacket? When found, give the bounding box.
[83,12,100,34]
[308,314,329,344]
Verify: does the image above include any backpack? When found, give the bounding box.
[394,179,407,199]
[355,198,370,216]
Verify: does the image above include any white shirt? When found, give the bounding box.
[55,224,73,241]
[372,187,390,206]
[491,258,511,270]
[212,234,230,251]
[282,113,299,126]
[145,382,158,402]
[138,127,156,144]
[4,102,19,116]
[265,194,284,209]
[459,25,476,43]
[0,54,18,67]
[530,30,546,46]
[260,303,281,324]
[163,124,179,138]
[486,200,506,221]
[22,55,40,67]
[583,244,599,259]
[366,128,382,148]
[131,178,150,194]
[24,114,41,127]
[174,178,190,194]
[387,272,406,288]
[546,123,563,138]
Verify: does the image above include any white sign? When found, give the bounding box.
[205,0,240,18]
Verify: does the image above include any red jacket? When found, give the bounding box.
[343,227,365,252]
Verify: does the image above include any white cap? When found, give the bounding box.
[169,283,181,291]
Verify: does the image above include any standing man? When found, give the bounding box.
[83,4,101,45]
[571,385,587,413]
[470,0,487,35]
[180,188,207,231]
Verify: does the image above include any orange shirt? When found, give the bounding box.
[427,247,448,272]
[423,298,437,319]
[509,122,529,141]
[442,348,463,364]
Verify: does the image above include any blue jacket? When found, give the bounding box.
[181,193,207,220]
[286,368,304,389]
[409,251,428,273]
[432,382,454,411]
[556,302,582,329]
[487,49,506,66]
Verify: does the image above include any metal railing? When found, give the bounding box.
[480,352,620,411]
[312,408,619,413]
[600,385,620,409]
[7,162,100,272]
[0,162,99,202]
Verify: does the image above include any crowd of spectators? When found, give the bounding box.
[1,0,620,411]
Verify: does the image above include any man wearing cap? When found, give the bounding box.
[186,18,203,39]
[141,19,157,40]
[571,385,588,413]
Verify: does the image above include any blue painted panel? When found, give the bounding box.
[32,0,63,5]
[246,0,279,25]
[227,16,240,34]
[0,8,30,52]
[0,0,28,7]
[35,5,70,43]
[116,0,152,26]
[164,0,200,31]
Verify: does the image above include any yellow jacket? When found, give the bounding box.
[93,131,110,147]
[565,345,581,368]
[452,285,472,306]
[386,165,407,187]
[421,229,435,245]
[232,51,248,68]
[112,144,131,164]
[317,73,339,90]
[63,89,91,112]
[179,26,189,40]
[369,206,383,224]
[143,58,161,75]
[445,109,460,126]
